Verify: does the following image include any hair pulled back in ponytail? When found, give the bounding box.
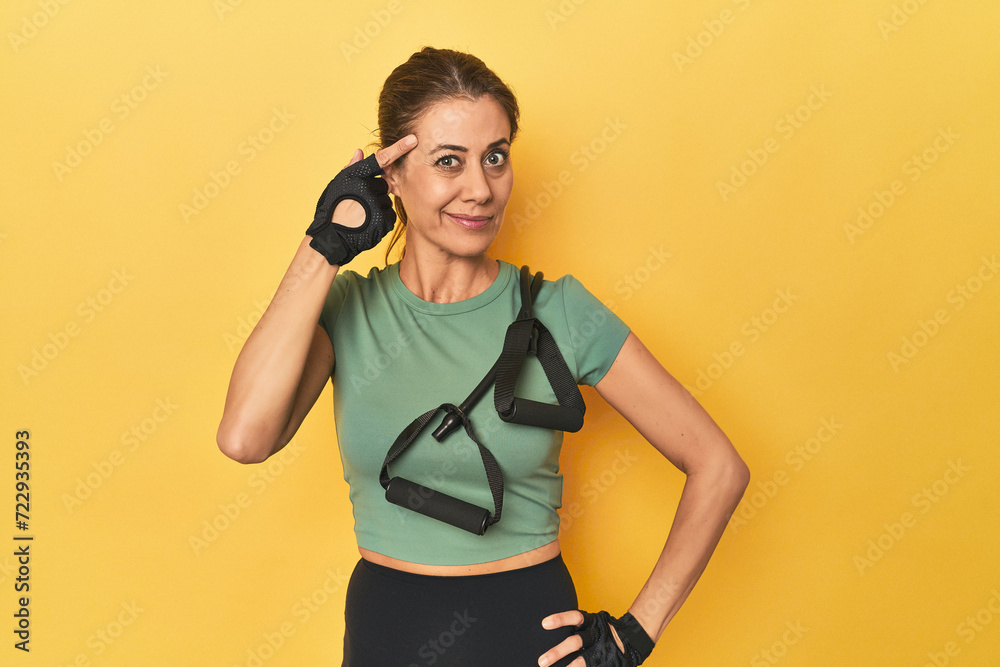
[376,47,520,264]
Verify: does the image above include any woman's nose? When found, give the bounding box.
[460,164,492,203]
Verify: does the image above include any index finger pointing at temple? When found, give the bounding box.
[376,134,418,169]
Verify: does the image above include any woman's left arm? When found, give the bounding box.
[539,331,750,665]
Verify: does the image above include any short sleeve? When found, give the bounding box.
[317,269,356,344]
[538,274,631,386]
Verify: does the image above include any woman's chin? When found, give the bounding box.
[409,229,501,260]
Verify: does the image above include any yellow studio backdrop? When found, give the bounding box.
[1,0,998,665]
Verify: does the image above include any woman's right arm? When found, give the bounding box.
[216,238,339,463]
[216,135,416,464]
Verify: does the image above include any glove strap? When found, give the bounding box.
[612,612,655,664]
[578,610,655,666]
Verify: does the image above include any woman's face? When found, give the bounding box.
[385,95,513,261]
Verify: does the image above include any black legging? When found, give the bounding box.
[344,554,580,666]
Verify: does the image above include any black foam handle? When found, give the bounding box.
[384,477,491,535]
[499,398,584,432]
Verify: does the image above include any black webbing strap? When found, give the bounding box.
[379,402,504,533]
[380,266,585,534]
[494,267,586,432]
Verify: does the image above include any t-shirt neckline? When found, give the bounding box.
[388,260,514,315]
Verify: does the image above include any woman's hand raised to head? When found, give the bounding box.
[306,134,417,266]
[329,134,418,228]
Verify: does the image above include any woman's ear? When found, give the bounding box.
[383,161,402,197]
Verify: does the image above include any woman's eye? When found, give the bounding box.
[436,155,459,168]
[486,150,508,167]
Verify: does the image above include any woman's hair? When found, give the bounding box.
[376,47,520,263]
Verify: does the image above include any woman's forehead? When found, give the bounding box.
[414,97,511,149]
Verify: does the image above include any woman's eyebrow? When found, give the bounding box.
[428,138,511,153]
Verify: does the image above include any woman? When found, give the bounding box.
[218,47,749,666]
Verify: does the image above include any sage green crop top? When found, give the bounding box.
[318,260,630,565]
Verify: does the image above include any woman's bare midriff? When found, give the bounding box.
[359,539,561,576]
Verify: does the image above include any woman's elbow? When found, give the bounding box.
[694,446,750,505]
[216,419,274,465]
[731,454,751,496]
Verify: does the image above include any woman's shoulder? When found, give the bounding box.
[496,261,600,307]
[331,263,396,295]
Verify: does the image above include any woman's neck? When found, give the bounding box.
[397,251,499,304]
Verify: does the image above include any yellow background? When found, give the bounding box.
[2,0,999,665]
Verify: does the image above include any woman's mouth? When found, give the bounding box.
[445,212,492,230]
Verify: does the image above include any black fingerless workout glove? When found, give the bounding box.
[576,610,655,667]
[306,154,396,266]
